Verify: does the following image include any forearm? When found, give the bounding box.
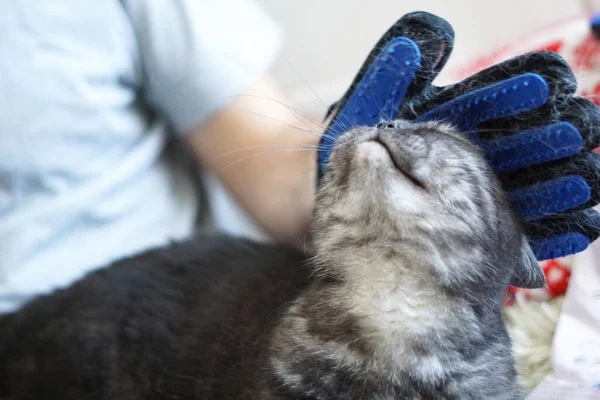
[186,76,320,242]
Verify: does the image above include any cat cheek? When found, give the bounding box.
[413,163,431,182]
[385,178,425,215]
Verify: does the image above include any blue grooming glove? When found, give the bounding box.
[319,12,600,261]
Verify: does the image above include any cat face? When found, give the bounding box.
[313,120,544,292]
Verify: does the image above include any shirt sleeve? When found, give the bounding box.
[121,0,284,134]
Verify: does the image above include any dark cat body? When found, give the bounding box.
[0,121,546,399]
[0,236,310,399]
[0,235,515,400]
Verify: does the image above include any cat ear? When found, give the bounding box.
[508,236,547,289]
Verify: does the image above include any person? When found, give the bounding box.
[0,0,319,314]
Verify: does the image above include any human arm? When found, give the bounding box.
[121,0,320,241]
[185,75,319,242]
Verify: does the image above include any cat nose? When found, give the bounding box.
[376,121,395,130]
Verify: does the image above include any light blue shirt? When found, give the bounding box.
[0,0,282,313]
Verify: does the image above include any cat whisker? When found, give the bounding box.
[230,107,324,136]
[243,93,328,131]
[212,143,325,161]
[196,93,328,131]
[228,107,342,143]
[223,148,318,169]
[280,55,329,112]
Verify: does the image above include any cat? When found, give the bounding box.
[0,120,546,399]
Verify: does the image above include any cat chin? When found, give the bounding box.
[356,140,391,165]
[341,141,427,217]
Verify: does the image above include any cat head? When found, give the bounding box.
[313,120,545,296]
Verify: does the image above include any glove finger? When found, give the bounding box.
[318,37,421,175]
[486,122,583,174]
[414,73,550,135]
[331,37,421,132]
[477,96,600,151]
[319,12,454,176]
[502,152,600,216]
[554,96,600,150]
[526,208,600,260]
[395,12,455,102]
[326,12,454,121]
[508,175,591,222]
[475,97,600,177]
[405,51,576,120]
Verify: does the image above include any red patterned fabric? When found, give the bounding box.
[451,14,600,112]
[503,259,572,306]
